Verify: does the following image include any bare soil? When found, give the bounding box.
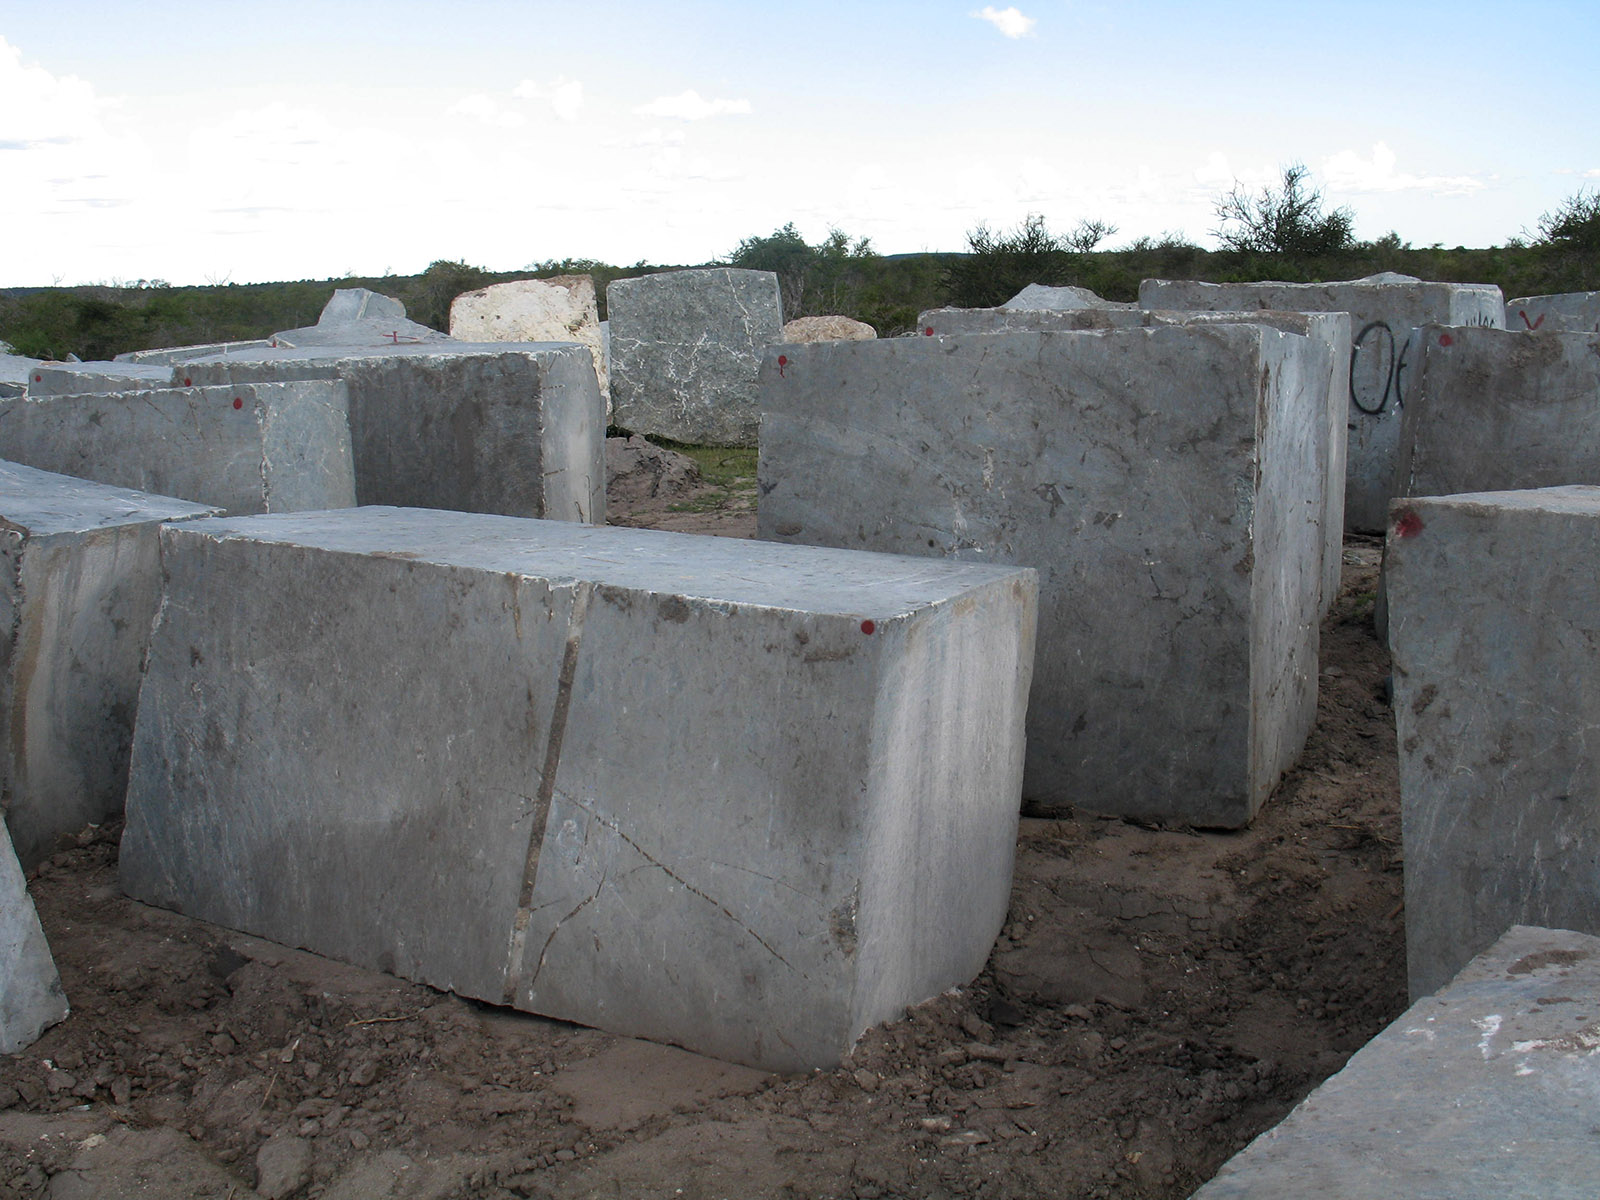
[0,467,1403,1200]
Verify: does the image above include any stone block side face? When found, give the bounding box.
[1139,278,1505,532]
[26,363,176,396]
[607,268,783,447]
[852,576,1036,1034]
[758,328,1270,826]
[1387,487,1600,998]
[535,348,606,525]
[0,820,68,1054]
[1247,332,1328,820]
[1506,291,1600,334]
[259,381,358,513]
[2,528,164,870]
[0,384,355,516]
[121,529,574,1002]
[1395,326,1600,501]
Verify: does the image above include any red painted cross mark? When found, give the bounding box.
[1518,310,1545,330]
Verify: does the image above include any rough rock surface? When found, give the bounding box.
[604,435,702,508]
[781,316,876,342]
[450,276,608,401]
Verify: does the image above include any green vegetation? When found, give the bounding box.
[656,440,759,514]
[4,177,1598,363]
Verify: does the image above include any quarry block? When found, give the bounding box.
[1139,273,1505,531]
[781,316,877,343]
[0,461,218,870]
[450,275,608,402]
[1506,290,1600,334]
[0,382,355,516]
[1002,283,1133,310]
[119,509,1037,1072]
[179,344,603,522]
[607,268,783,446]
[1194,924,1600,1200]
[25,361,175,396]
[113,339,274,365]
[1,354,40,399]
[0,818,68,1054]
[271,287,450,349]
[1395,326,1600,500]
[1388,486,1600,998]
[758,324,1329,827]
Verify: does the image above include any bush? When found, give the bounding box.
[942,214,1117,308]
[1212,164,1355,257]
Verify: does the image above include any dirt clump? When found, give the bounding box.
[0,503,1402,1199]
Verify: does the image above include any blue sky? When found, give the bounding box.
[3,0,1596,286]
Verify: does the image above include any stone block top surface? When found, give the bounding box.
[1392,482,1600,522]
[1193,924,1600,1199]
[26,361,175,396]
[180,340,584,374]
[0,459,220,534]
[177,507,1034,615]
[1004,283,1133,310]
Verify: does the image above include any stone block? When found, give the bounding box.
[113,339,274,365]
[911,306,1350,615]
[180,344,601,521]
[0,461,218,869]
[607,268,783,446]
[450,276,608,402]
[1003,283,1133,310]
[25,362,175,396]
[1194,924,1600,1200]
[1388,485,1600,998]
[0,382,355,516]
[758,324,1329,827]
[1395,326,1600,501]
[271,287,450,349]
[119,509,1036,1072]
[781,316,877,343]
[1506,290,1600,334]
[1,354,38,399]
[0,818,68,1053]
[1140,273,1505,531]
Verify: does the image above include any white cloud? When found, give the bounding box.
[513,76,583,123]
[972,6,1036,38]
[450,93,525,129]
[1321,142,1485,197]
[0,35,108,147]
[633,90,752,121]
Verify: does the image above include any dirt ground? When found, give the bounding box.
[0,447,1405,1200]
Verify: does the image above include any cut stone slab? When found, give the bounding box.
[913,306,1349,615]
[25,361,174,396]
[1395,326,1600,501]
[0,382,355,516]
[114,339,274,365]
[1139,273,1505,532]
[450,275,608,402]
[758,324,1329,827]
[1388,485,1600,998]
[0,460,219,869]
[781,316,877,343]
[0,818,69,1053]
[1506,290,1600,334]
[1003,283,1134,311]
[0,354,39,399]
[272,287,449,349]
[608,268,783,446]
[119,509,1037,1071]
[178,344,602,522]
[1194,924,1600,1200]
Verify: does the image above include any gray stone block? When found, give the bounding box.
[607,268,783,446]
[0,460,219,869]
[113,339,275,365]
[0,382,356,516]
[1194,924,1600,1200]
[1506,291,1600,334]
[179,344,603,522]
[119,509,1036,1071]
[758,324,1328,827]
[25,362,175,396]
[0,818,68,1054]
[0,354,38,399]
[1002,283,1133,311]
[1388,486,1600,998]
[271,288,450,349]
[1139,274,1505,531]
[1395,327,1600,501]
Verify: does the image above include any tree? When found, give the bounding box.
[942,213,1117,309]
[1535,189,1600,252]
[725,223,876,319]
[1212,164,1355,257]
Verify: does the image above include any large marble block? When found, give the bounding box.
[1506,290,1600,334]
[450,275,608,402]
[1394,326,1600,499]
[0,382,355,516]
[758,324,1328,827]
[179,344,603,522]
[1388,486,1600,997]
[1140,273,1505,531]
[607,268,783,446]
[119,509,1037,1071]
[25,361,174,396]
[0,819,68,1053]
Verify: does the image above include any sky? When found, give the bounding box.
[2,0,1597,288]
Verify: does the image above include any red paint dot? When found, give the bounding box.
[923,327,934,336]
[33,374,41,383]
[232,397,243,410]
[777,354,788,367]
[1438,333,1454,347]
[183,377,192,387]
[860,619,876,635]
[1394,510,1424,539]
